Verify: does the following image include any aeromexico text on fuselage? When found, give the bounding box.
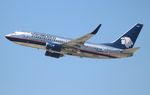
[5,23,143,59]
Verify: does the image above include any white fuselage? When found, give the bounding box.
[5,31,132,59]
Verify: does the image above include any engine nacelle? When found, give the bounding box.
[46,42,62,52]
[45,51,63,58]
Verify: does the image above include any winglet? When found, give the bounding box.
[91,24,101,34]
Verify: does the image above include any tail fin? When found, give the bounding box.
[110,23,143,49]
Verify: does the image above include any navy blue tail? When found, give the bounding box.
[108,23,143,49]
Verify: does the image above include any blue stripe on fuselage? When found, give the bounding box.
[6,36,118,58]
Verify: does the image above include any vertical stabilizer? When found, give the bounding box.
[110,23,143,49]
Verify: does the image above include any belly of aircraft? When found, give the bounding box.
[14,41,45,49]
[13,40,128,59]
[63,48,111,59]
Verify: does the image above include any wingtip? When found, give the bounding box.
[91,24,102,34]
[137,23,143,25]
[136,23,144,27]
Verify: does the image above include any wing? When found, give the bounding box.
[64,24,101,47]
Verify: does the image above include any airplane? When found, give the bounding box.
[5,23,143,59]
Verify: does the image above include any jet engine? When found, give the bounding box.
[45,51,63,58]
[45,42,63,58]
[46,42,62,52]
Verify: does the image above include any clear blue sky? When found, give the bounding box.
[0,0,150,95]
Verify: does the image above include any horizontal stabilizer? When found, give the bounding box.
[123,47,140,53]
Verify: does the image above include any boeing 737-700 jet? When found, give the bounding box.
[5,23,143,59]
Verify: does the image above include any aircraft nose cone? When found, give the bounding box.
[5,34,11,40]
[5,35,9,39]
